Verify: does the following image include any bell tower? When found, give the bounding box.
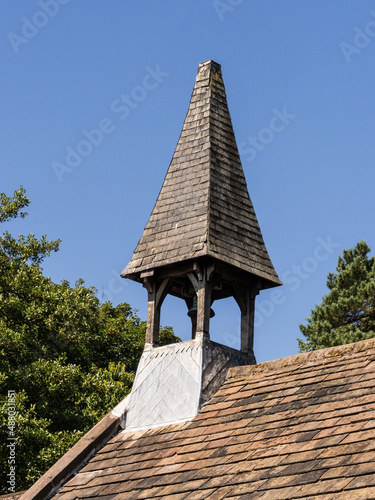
[121,61,281,431]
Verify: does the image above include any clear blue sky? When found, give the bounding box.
[2,1,375,362]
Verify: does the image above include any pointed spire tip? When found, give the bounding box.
[198,60,221,74]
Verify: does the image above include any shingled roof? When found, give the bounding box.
[26,337,375,500]
[122,60,281,288]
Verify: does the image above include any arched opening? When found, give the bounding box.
[159,293,192,343]
[141,265,257,356]
[209,295,241,350]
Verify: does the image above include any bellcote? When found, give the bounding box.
[123,60,280,289]
[122,60,280,353]
[120,60,281,430]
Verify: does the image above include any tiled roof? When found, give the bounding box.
[122,61,281,288]
[52,338,375,499]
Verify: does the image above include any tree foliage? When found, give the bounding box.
[298,241,375,352]
[0,187,179,492]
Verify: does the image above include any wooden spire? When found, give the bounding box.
[123,60,280,288]
[122,60,281,353]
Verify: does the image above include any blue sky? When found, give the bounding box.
[1,1,375,362]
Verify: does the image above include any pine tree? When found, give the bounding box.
[298,241,375,352]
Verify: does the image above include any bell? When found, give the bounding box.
[187,296,215,318]
[187,296,197,318]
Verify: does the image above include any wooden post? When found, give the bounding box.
[143,277,171,348]
[144,279,160,347]
[187,267,212,341]
[240,285,258,353]
[195,274,211,341]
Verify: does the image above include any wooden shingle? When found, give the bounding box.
[122,60,281,288]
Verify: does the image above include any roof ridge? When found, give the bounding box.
[229,337,375,378]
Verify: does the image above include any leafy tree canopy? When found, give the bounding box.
[0,187,179,492]
[298,241,375,352]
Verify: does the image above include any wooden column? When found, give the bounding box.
[233,283,259,354]
[240,288,254,353]
[195,278,211,340]
[144,279,160,347]
[143,277,171,348]
[187,265,213,341]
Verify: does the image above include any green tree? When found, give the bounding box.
[298,241,375,352]
[0,187,179,492]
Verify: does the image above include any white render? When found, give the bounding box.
[115,337,254,432]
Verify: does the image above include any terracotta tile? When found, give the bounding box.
[278,459,321,477]
[226,469,272,486]
[319,464,356,480]
[349,460,375,476]
[177,441,208,454]
[340,429,375,444]
[204,429,237,442]
[191,463,235,480]
[127,485,167,499]
[183,488,218,499]
[89,471,135,487]
[343,473,375,489]
[193,410,218,421]
[63,471,99,487]
[74,484,108,497]
[359,371,375,382]
[201,474,236,489]
[156,455,183,467]
[226,479,268,495]
[112,492,142,500]
[153,493,188,500]
[25,338,375,500]
[319,440,375,459]
[203,401,234,411]
[225,459,256,475]
[251,454,286,469]
[314,421,364,439]
[101,480,142,495]
[153,478,208,496]
[251,486,302,500]
[278,449,323,465]
[332,402,375,419]
[295,477,353,496]
[326,486,375,499]
[203,485,237,499]
[54,491,84,500]
[225,388,255,401]
[260,468,325,490]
